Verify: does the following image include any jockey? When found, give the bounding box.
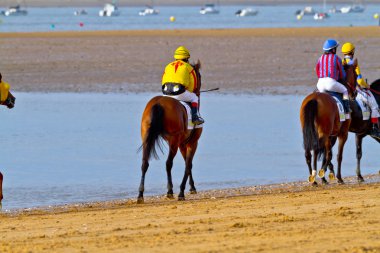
[162,46,204,125]
[342,42,380,139]
[0,73,11,103]
[316,39,351,115]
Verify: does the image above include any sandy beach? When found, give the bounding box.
[1,27,380,252]
[0,177,379,252]
[1,27,380,94]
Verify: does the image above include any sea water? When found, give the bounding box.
[0,92,379,210]
[0,4,379,32]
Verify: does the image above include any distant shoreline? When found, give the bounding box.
[0,0,380,8]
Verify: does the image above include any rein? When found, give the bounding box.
[369,87,380,96]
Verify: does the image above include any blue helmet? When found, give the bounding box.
[323,39,339,52]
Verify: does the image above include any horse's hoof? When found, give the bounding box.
[308,175,316,184]
[357,176,365,183]
[318,169,325,178]
[321,178,329,185]
[189,189,197,194]
[312,181,318,187]
[167,193,174,199]
[137,197,144,204]
[337,179,345,185]
[178,195,185,201]
[329,172,336,181]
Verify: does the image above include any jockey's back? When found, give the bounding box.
[316,53,345,81]
[162,60,197,93]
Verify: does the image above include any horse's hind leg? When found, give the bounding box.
[336,133,349,184]
[166,140,179,199]
[178,143,198,200]
[180,145,197,194]
[137,149,149,204]
[319,138,332,185]
[355,134,365,183]
[308,149,318,185]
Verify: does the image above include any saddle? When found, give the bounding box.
[326,91,346,122]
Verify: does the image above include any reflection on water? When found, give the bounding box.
[0,92,379,210]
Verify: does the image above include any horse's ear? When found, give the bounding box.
[197,59,201,70]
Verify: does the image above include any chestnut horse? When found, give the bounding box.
[300,64,356,185]
[0,86,15,206]
[137,62,202,203]
[348,78,380,182]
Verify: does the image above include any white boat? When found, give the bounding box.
[235,8,258,17]
[139,5,159,16]
[74,9,87,16]
[340,4,365,13]
[295,6,316,16]
[99,3,120,17]
[1,5,28,16]
[314,12,329,20]
[200,4,219,15]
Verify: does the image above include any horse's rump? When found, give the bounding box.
[140,96,188,160]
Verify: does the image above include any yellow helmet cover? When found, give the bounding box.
[342,42,355,55]
[174,46,190,60]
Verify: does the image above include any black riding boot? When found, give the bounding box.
[343,99,352,114]
[191,106,204,125]
[370,121,380,140]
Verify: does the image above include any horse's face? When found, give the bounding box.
[191,60,202,96]
[1,92,15,109]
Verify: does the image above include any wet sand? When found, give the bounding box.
[0,176,379,252]
[1,27,380,94]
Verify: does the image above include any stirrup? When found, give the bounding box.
[192,116,204,125]
[370,128,380,140]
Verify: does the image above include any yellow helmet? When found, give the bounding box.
[174,46,190,60]
[342,42,355,55]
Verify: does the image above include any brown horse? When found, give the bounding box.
[137,62,203,203]
[300,64,356,185]
[0,83,15,206]
[348,78,380,182]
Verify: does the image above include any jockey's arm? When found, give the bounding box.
[355,61,369,89]
[188,67,198,94]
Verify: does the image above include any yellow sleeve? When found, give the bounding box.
[0,81,10,102]
[355,61,369,89]
[187,64,196,92]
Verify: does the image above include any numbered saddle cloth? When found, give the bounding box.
[355,97,371,121]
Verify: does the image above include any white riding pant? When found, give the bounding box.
[357,88,380,118]
[166,90,199,104]
[317,77,349,99]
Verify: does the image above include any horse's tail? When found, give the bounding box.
[302,99,323,158]
[140,103,165,160]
